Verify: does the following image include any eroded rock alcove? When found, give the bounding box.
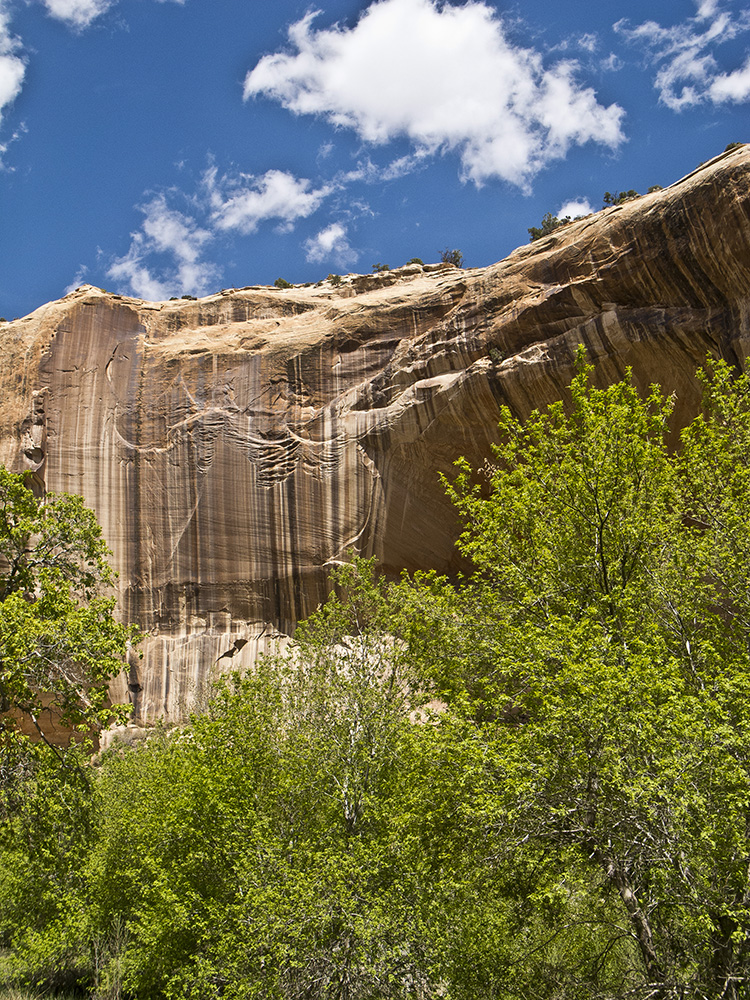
[1,145,749,723]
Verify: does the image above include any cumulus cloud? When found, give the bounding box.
[41,0,114,30]
[244,0,624,189]
[615,0,750,109]
[204,166,331,235]
[558,198,593,218]
[0,2,26,132]
[107,194,219,300]
[303,222,358,267]
[709,53,750,101]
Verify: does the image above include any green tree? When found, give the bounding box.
[439,247,463,267]
[0,471,135,993]
[84,559,442,1000]
[603,189,640,206]
[527,212,570,242]
[413,355,750,998]
[0,738,95,993]
[0,469,135,745]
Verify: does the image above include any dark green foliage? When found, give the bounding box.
[527,212,570,241]
[406,257,424,265]
[603,189,640,205]
[180,294,197,300]
[647,184,663,192]
[273,277,292,288]
[327,273,343,286]
[725,141,743,151]
[439,247,463,266]
[371,263,390,272]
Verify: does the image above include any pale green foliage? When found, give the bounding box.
[424,353,750,997]
[83,560,441,1000]
[0,471,135,994]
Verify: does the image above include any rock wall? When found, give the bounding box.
[1,145,749,722]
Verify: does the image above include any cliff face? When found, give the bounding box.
[2,146,749,722]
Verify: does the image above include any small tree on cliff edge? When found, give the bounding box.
[440,247,464,267]
[0,468,136,748]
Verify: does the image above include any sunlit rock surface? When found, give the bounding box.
[2,146,749,723]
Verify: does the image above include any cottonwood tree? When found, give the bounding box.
[415,354,750,999]
[0,470,135,992]
[0,468,135,745]
[84,559,439,1000]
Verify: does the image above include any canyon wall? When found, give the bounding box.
[1,145,749,723]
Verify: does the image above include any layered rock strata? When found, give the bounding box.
[1,146,749,722]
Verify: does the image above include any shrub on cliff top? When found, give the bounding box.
[439,247,464,267]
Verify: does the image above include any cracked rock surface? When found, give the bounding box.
[1,146,749,723]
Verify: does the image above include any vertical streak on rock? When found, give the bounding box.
[1,148,749,723]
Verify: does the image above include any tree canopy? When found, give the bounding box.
[0,469,135,744]
[416,354,750,998]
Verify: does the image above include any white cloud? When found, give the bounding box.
[41,0,113,30]
[601,53,623,72]
[108,240,172,301]
[339,152,424,185]
[64,264,89,294]
[205,166,332,235]
[244,0,624,189]
[41,0,185,30]
[106,164,333,299]
[615,0,750,109]
[709,53,750,101]
[0,3,25,133]
[140,192,212,260]
[107,194,219,300]
[558,198,593,219]
[577,33,598,53]
[303,222,358,267]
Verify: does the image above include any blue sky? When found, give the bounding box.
[0,0,748,319]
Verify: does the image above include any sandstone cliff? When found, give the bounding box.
[1,145,749,723]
